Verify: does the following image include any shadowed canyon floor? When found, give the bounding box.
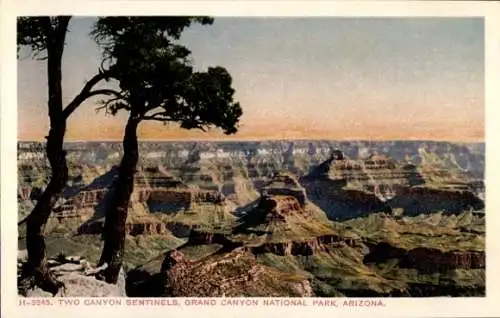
[17,140,485,297]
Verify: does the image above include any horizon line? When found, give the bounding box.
[17,137,485,144]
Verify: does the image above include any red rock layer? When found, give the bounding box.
[187,229,360,257]
[78,220,172,236]
[71,189,107,209]
[400,247,485,272]
[365,242,485,272]
[260,195,310,222]
[138,188,225,205]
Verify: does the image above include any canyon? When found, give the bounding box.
[17,140,485,297]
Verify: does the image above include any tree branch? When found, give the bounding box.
[63,71,114,119]
[141,116,174,122]
[88,89,123,99]
[95,96,130,115]
[142,111,169,119]
[140,111,181,123]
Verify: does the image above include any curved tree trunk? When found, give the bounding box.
[23,123,68,294]
[21,18,70,295]
[98,116,140,284]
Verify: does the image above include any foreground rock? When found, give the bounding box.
[128,247,313,297]
[18,254,126,297]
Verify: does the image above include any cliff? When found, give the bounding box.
[185,227,360,257]
[387,186,484,215]
[400,248,485,272]
[302,177,391,221]
[62,164,230,237]
[305,151,423,189]
[260,172,307,206]
[183,179,361,258]
[78,213,172,236]
[257,195,312,222]
[301,150,484,221]
[364,242,485,273]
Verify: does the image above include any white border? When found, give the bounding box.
[2,1,500,318]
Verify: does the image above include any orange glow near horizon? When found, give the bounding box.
[18,112,484,143]
[17,18,484,143]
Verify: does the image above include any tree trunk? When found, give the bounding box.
[23,123,68,294]
[98,116,140,284]
[21,18,70,296]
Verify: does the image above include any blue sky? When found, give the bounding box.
[18,17,484,141]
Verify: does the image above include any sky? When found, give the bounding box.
[17,17,484,142]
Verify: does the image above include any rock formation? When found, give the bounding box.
[57,164,230,237]
[386,186,485,215]
[18,253,126,297]
[364,242,485,273]
[260,172,307,206]
[129,247,313,297]
[17,140,486,298]
[304,151,424,195]
[78,201,173,236]
[301,150,484,220]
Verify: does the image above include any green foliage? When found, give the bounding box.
[92,17,242,134]
[17,17,48,56]
[17,17,71,59]
[343,211,485,252]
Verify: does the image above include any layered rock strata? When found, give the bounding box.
[364,242,485,273]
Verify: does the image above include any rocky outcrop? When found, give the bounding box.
[160,247,314,297]
[306,151,423,187]
[302,150,484,221]
[18,254,126,297]
[304,151,424,195]
[301,151,398,221]
[261,172,307,206]
[364,242,485,273]
[259,195,311,222]
[233,173,311,230]
[332,155,423,186]
[232,194,312,234]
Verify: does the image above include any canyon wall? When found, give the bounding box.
[364,242,485,273]
[387,187,485,215]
